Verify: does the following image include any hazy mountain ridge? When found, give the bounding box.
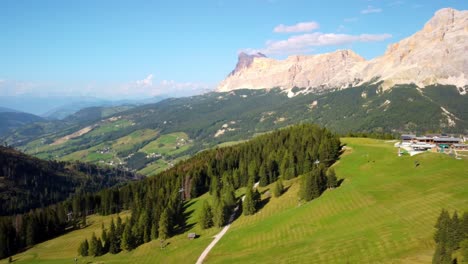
[218,8,468,94]
[3,84,467,170]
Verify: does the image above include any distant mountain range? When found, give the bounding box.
[218,8,468,94]
[0,95,168,118]
[1,7,466,172]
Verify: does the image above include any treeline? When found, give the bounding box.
[432,209,468,264]
[342,132,397,140]
[0,203,82,259]
[0,146,140,215]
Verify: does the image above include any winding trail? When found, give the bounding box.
[196,182,259,264]
[195,204,239,264]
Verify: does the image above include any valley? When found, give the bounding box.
[2,138,466,263]
[0,5,467,264]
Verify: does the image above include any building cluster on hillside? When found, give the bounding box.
[397,134,467,156]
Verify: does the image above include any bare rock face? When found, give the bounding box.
[218,50,366,92]
[359,8,468,90]
[229,52,267,76]
[217,8,468,94]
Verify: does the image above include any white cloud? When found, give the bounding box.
[274,21,319,33]
[259,32,392,55]
[135,74,154,87]
[361,5,382,14]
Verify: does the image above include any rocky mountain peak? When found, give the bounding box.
[217,8,468,94]
[230,52,267,76]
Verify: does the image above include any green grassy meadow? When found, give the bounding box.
[139,132,192,156]
[3,138,467,263]
[206,138,468,263]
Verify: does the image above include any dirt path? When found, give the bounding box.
[196,182,258,264]
[195,204,240,264]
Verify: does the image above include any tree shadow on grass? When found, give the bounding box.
[257,197,270,213]
[336,179,345,187]
[173,200,196,235]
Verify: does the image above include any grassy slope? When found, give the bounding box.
[3,138,467,263]
[139,132,192,155]
[207,138,468,263]
[2,194,220,264]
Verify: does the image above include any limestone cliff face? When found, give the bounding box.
[218,50,365,92]
[217,8,468,94]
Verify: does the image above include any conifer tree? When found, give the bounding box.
[89,232,98,256]
[243,185,256,216]
[272,178,284,198]
[101,224,109,254]
[158,209,169,240]
[78,239,89,256]
[212,199,227,227]
[121,221,134,251]
[108,219,119,254]
[199,201,213,229]
[96,238,103,256]
[259,163,268,187]
[326,167,338,188]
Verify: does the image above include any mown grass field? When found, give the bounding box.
[3,138,467,263]
[206,138,468,263]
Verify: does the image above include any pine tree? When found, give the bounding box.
[214,201,228,227]
[96,238,103,256]
[158,209,169,240]
[221,183,236,209]
[89,232,98,256]
[326,167,338,188]
[199,201,213,229]
[121,221,134,251]
[272,178,284,198]
[101,224,109,254]
[108,219,119,254]
[434,209,450,244]
[259,163,268,187]
[300,171,314,201]
[78,239,89,256]
[243,185,256,216]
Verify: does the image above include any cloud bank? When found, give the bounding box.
[257,32,392,55]
[273,21,319,33]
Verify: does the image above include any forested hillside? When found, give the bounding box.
[0,124,341,260]
[2,84,466,176]
[0,146,140,216]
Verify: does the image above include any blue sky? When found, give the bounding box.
[0,0,466,99]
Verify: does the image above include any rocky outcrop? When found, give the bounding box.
[217,8,468,94]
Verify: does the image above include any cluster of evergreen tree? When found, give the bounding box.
[1,124,341,259]
[0,145,139,216]
[0,203,77,259]
[299,166,338,202]
[432,209,468,264]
